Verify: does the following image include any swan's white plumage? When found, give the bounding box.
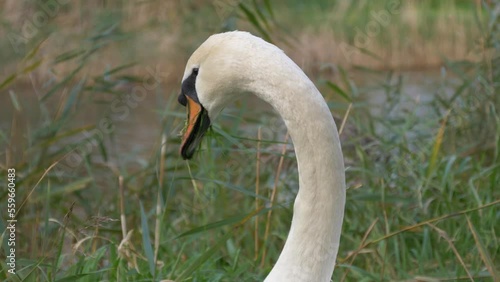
[183,31,346,282]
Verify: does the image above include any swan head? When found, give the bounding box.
[178,31,268,159]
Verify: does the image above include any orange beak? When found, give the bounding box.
[179,95,211,159]
[181,96,202,148]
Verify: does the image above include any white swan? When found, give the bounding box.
[178,31,346,282]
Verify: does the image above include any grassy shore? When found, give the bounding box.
[1,1,499,281]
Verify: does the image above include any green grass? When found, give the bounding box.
[1,1,499,281]
[271,0,481,42]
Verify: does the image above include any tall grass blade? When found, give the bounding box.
[176,230,233,281]
[177,207,271,238]
[194,177,268,200]
[105,62,136,76]
[0,74,17,90]
[54,274,90,282]
[54,49,86,64]
[238,3,272,42]
[62,76,87,118]
[427,111,450,178]
[21,59,43,74]
[139,202,155,277]
[254,127,262,260]
[427,223,474,281]
[326,81,352,102]
[80,246,107,282]
[8,90,21,112]
[466,216,500,280]
[52,202,75,281]
[30,177,92,203]
[54,268,112,282]
[263,0,274,18]
[22,38,46,62]
[252,0,270,29]
[41,63,84,102]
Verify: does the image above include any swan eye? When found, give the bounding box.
[192,68,199,75]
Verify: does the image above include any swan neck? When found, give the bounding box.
[261,76,346,282]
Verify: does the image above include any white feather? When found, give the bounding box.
[183,31,346,282]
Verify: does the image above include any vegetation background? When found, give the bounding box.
[0,0,499,281]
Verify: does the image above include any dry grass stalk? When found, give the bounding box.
[260,132,289,267]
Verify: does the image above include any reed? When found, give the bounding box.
[0,1,498,281]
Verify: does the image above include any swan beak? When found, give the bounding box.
[179,95,211,159]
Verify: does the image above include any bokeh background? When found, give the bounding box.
[1,0,499,281]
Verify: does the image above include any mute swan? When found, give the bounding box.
[178,31,346,282]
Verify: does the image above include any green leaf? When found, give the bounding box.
[140,202,155,277]
[176,230,233,280]
[194,177,269,200]
[238,3,272,43]
[81,246,107,282]
[32,124,94,150]
[356,47,383,61]
[8,90,22,111]
[22,59,43,74]
[466,216,500,279]
[426,113,449,178]
[22,38,46,62]
[54,268,112,282]
[54,274,90,282]
[252,0,269,29]
[30,178,93,202]
[105,62,137,76]
[62,76,87,118]
[263,0,274,18]
[0,73,17,90]
[41,63,84,101]
[177,207,272,238]
[326,81,351,102]
[54,49,86,64]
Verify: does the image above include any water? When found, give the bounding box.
[1,82,166,165]
[1,70,453,164]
